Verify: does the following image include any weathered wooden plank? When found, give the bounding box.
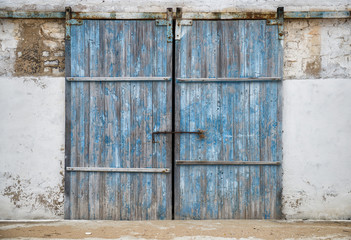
[142,22,156,220]
[70,22,89,220]
[120,20,132,220]
[174,16,191,219]
[87,20,103,220]
[77,20,90,220]
[113,21,124,220]
[262,22,281,219]
[100,21,117,220]
[248,20,265,219]
[176,161,281,165]
[222,20,240,219]
[203,21,219,219]
[64,14,72,220]
[130,21,139,220]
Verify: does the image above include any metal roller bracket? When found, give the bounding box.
[155,8,173,43]
[175,20,193,40]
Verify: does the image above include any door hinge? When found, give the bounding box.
[155,8,173,43]
[267,7,284,40]
[65,7,72,40]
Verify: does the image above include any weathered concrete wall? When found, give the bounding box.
[0,0,350,12]
[284,19,351,79]
[282,78,351,220]
[0,4,350,220]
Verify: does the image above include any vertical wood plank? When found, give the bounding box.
[64,21,72,220]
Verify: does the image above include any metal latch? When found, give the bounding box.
[152,129,205,143]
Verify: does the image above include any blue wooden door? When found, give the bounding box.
[174,20,283,219]
[65,20,172,220]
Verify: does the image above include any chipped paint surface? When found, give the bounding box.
[284,19,351,79]
[0,76,65,219]
[0,0,350,12]
[282,79,351,220]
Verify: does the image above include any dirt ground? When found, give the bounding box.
[0,220,350,240]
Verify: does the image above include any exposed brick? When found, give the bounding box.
[284,19,351,79]
[42,51,49,57]
[44,60,59,67]
[54,51,64,57]
[52,67,60,75]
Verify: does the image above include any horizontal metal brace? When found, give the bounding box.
[1,10,350,20]
[285,11,351,19]
[67,19,83,25]
[176,161,281,166]
[266,19,279,25]
[66,167,170,173]
[180,12,277,20]
[155,19,169,25]
[176,77,282,83]
[152,130,205,143]
[66,77,172,82]
[72,12,167,20]
[175,20,193,40]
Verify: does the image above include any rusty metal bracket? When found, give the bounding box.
[175,20,193,40]
[65,7,72,40]
[155,8,173,43]
[277,7,284,40]
[175,8,193,41]
[67,19,83,25]
[266,7,284,40]
[266,19,279,25]
[152,129,205,143]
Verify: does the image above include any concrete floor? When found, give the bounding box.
[0,220,350,240]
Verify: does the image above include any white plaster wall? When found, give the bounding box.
[0,76,65,219]
[282,79,351,219]
[0,0,350,12]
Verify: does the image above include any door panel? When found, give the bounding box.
[174,20,283,219]
[65,20,172,220]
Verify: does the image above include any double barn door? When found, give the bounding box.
[65,15,282,220]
